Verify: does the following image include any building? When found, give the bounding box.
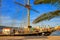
[2,27,13,35]
[55,26,60,30]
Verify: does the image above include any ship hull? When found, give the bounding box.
[0,32,51,36]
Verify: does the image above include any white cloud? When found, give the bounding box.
[0,16,26,27]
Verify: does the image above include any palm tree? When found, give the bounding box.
[32,0,60,24]
[33,10,60,24]
[34,0,60,9]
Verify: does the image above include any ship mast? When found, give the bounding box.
[15,0,39,28]
[27,0,30,28]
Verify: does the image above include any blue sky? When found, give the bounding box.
[0,0,60,27]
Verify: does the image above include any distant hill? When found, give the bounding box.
[0,26,6,29]
[0,26,18,29]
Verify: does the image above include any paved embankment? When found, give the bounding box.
[0,36,60,40]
